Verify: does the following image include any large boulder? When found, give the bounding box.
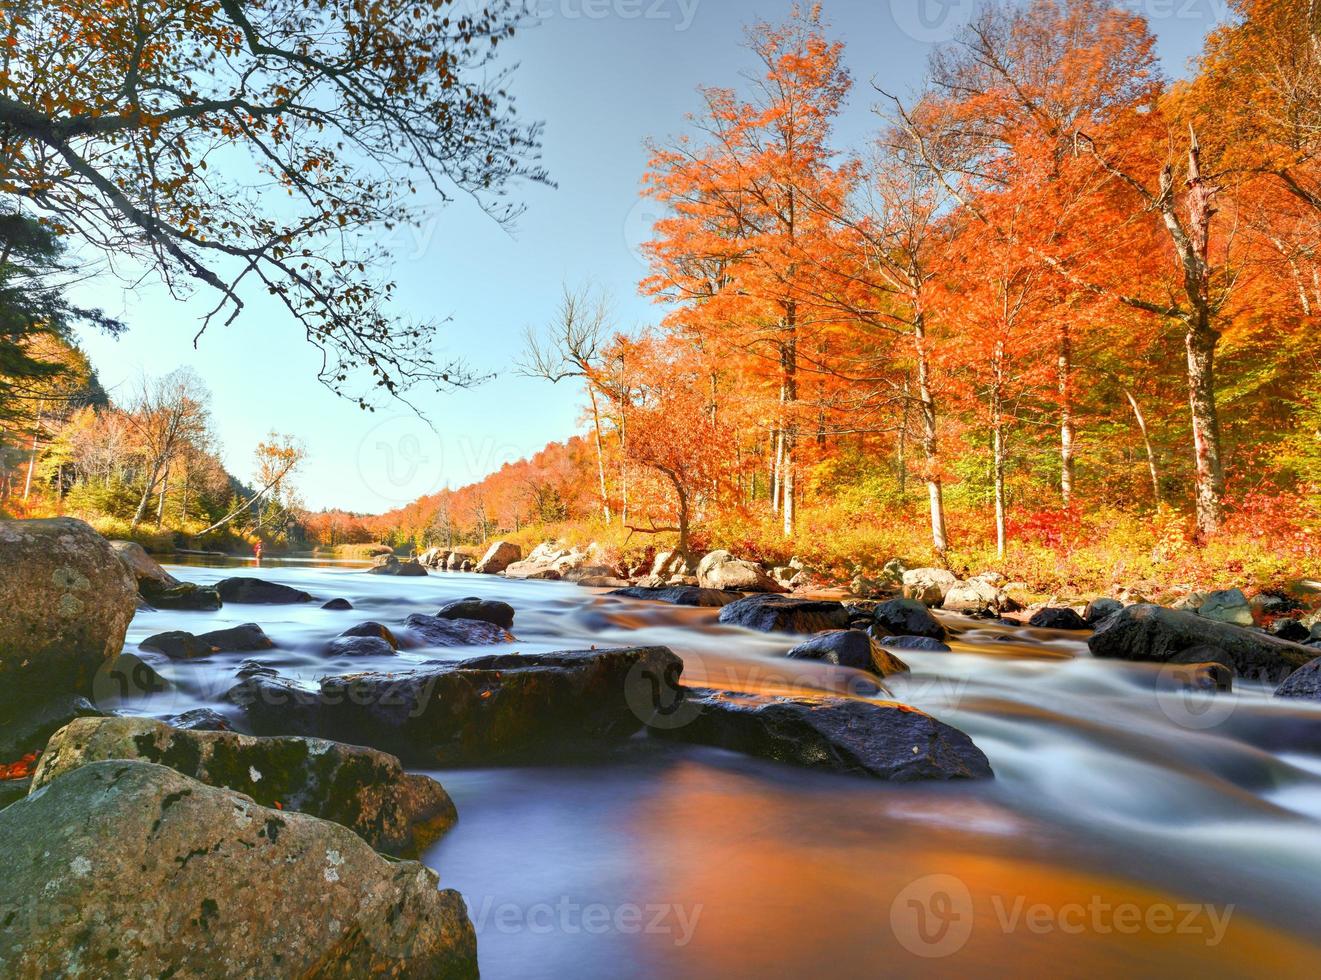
[444,550,472,571]
[418,547,451,569]
[141,622,274,660]
[650,550,698,580]
[368,554,428,577]
[786,630,910,677]
[1275,658,1321,700]
[0,517,137,712]
[718,594,850,633]
[902,567,958,606]
[943,578,1011,616]
[872,598,947,640]
[475,540,522,575]
[1089,604,1314,684]
[436,597,516,630]
[216,576,313,604]
[646,688,992,781]
[696,550,786,593]
[503,542,595,581]
[1028,607,1090,631]
[404,613,514,647]
[610,585,739,608]
[1084,597,1124,625]
[229,647,682,766]
[32,717,456,857]
[1198,588,1253,626]
[109,540,179,591]
[0,761,476,976]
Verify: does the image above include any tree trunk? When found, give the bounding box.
[587,386,611,523]
[131,461,162,529]
[897,375,910,496]
[1123,388,1162,505]
[1186,323,1225,535]
[781,324,798,538]
[1058,324,1074,507]
[22,401,44,501]
[914,316,948,554]
[992,342,1007,560]
[155,465,169,527]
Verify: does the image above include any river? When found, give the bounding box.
[113,557,1321,977]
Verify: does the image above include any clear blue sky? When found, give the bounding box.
[69,0,1226,513]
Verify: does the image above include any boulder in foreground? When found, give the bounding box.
[0,761,476,977]
[647,688,993,781]
[216,576,313,604]
[32,717,456,857]
[0,517,137,712]
[229,647,683,766]
[718,593,850,633]
[1089,604,1313,683]
[1275,657,1321,700]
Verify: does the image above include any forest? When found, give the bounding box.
[365,0,1321,596]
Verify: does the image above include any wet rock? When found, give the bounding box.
[327,636,397,658]
[0,761,476,975]
[475,540,522,574]
[878,635,953,653]
[340,621,399,648]
[902,567,958,606]
[1084,597,1124,625]
[1271,618,1312,643]
[404,613,514,647]
[162,708,232,732]
[321,597,354,610]
[109,540,179,591]
[609,585,739,608]
[140,581,223,611]
[33,717,457,857]
[1089,605,1313,684]
[1198,588,1253,626]
[1172,662,1235,694]
[0,695,104,763]
[646,688,993,781]
[872,597,947,640]
[216,577,313,604]
[1276,658,1321,700]
[231,647,683,766]
[1028,607,1090,631]
[369,554,428,577]
[786,630,909,677]
[235,659,280,679]
[943,579,1011,616]
[141,623,274,660]
[437,597,516,630]
[0,517,138,712]
[696,549,786,593]
[718,594,850,633]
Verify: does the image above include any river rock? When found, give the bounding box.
[141,580,224,611]
[1089,604,1313,683]
[328,636,398,658]
[902,567,959,606]
[369,554,428,577]
[609,585,739,608]
[475,540,522,575]
[943,579,1010,616]
[322,597,354,610]
[418,547,450,569]
[109,540,179,591]
[1198,588,1253,626]
[504,542,593,580]
[646,688,993,781]
[1028,607,1090,630]
[1275,657,1321,700]
[445,551,472,571]
[872,597,947,640]
[0,695,104,764]
[32,717,457,857]
[1271,618,1313,643]
[437,597,516,629]
[786,630,909,677]
[878,635,953,653]
[162,707,233,732]
[404,613,514,647]
[141,623,274,660]
[1084,597,1124,625]
[0,517,138,712]
[216,576,313,604]
[718,594,850,633]
[696,550,786,593]
[230,647,682,765]
[0,761,476,975]
[650,550,698,579]
[340,621,399,648]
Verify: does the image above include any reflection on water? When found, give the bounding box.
[118,558,1321,977]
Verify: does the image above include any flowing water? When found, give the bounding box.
[113,558,1321,978]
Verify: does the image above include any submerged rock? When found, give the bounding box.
[646,688,993,781]
[0,517,138,712]
[369,554,428,577]
[162,707,232,732]
[609,585,739,608]
[140,581,223,611]
[1089,605,1313,684]
[327,636,397,658]
[32,717,456,857]
[140,623,274,660]
[339,621,399,648]
[872,598,947,640]
[1028,607,1090,631]
[216,576,313,604]
[696,550,786,593]
[404,613,515,647]
[786,630,910,677]
[437,597,516,630]
[0,761,476,976]
[230,647,683,766]
[321,597,354,611]
[878,635,953,653]
[718,594,850,634]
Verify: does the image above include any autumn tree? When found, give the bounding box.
[0,0,546,404]
[124,368,209,528]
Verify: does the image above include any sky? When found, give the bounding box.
[68,0,1230,513]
